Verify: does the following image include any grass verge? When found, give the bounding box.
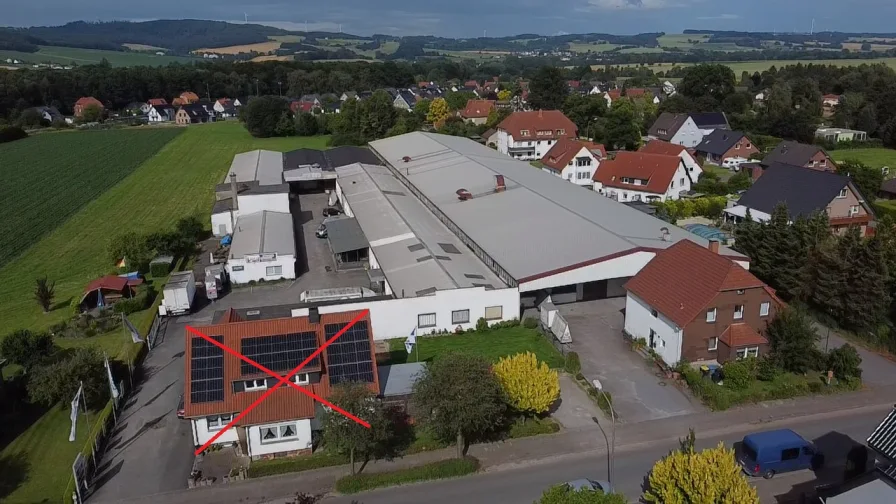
[247,451,349,478]
[334,457,480,494]
[383,326,564,368]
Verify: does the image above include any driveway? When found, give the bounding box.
[89,318,196,503]
[813,321,896,388]
[560,298,701,424]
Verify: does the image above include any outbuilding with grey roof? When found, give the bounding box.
[226,211,296,284]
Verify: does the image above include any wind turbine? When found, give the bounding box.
[244,12,248,23]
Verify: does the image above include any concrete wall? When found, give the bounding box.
[519,251,655,293]
[238,193,290,215]
[247,419,313,458]
[624,292,683,366]
[227,254,296,284]
[292,286,520,340]
[191,416,239,447]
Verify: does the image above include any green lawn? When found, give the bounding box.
[0,122,329,335]
[0,128,183,268]
[830,148,896,170]
[0,45,198,67]
[384,327,564,368]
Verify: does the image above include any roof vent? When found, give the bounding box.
[402,156,412,162]
[660,227,670,241]
[456,188,472,201]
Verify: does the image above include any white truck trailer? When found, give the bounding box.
[159,271,196,316]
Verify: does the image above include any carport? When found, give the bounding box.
[325,217,369,270]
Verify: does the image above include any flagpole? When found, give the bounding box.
[415,327,419,363]
[105,352,117,423]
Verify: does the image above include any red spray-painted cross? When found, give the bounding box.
[186,309,371,455]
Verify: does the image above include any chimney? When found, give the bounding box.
[309,307,320,324]
[660,227,670,242]
[229,172,239,211]
[495,174,506,192]
[708,240,720,254]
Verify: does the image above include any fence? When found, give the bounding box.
[537,299,572,356]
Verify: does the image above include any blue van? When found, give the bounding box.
[738,429,823,479]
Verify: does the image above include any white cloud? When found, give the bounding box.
[696,13,740,20]
[587,0,672,9]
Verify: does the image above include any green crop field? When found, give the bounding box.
[658,33,711,48]
[0,128,183,268]
[830,148,896,170]
[568,42,621,53]
[0,122,329,335]
[603,58,896,75]
[0,45,197,67]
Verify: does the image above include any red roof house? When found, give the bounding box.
[148,98,168,106]
[460,99,496,123]
[74,97,104,118]
[592,151,686,202]
[541,137,606,183]
[80,275,143,310]
[624,239,781,364]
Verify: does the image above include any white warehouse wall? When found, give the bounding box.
[247,420,313,458]
[212,211,234,237]
[292,286,520,340]
[227,255,296,284]
[238,193,290,215]
[191,417,239,447]
[624,292,683,366]
[519,251,655,293]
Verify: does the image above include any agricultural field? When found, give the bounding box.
[568,42,621,53]
[441,50,508,61]
[193,40,282,55]
[121,43,166,52]
[830,148,896,170]
[600,58,896,75]
[0,45,196,67]
[0,128,183,269]
[841,42,896,52]
[658,33,711,48]
[251,54,293,62]
[0,121,329,335]
[269,35,305,43]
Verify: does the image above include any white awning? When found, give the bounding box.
[723,205,771,222]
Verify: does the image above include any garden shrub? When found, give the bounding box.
[721,360,753,390]
[523,317,538,329]
[808,381,824,394]
[476,317,489,332]
[0,126,27,144]
[508,417,560,438]
[828,344,863,380]
[756,356,780,381]
[149,260,172,278]
[564,352,582,375]
[248,452,348,477]
[334,457,479,494]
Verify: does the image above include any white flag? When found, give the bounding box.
[122,314,143,343]
[404,327,417,354]
[69,383,83,442]
[104,354,119,400]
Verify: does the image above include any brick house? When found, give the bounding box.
[694,130,760,166]
[74,96,104,118]
[624,240,783,365]
[762,141,837,173]
[175,104,212,125]
[183,309,379,460]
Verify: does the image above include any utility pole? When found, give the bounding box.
[278,81,282,97]
[591,379,616,487]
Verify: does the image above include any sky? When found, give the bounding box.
[5,0,896,38]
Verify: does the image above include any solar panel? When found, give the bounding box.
[190,336,224,404]
[325,321,375,385]
[240,332,319,376]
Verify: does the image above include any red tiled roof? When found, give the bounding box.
[624,240,768,328]
[460,99,496,119]
[607,88,649,101]
[640,140,686,157]
[83,275,142,294]
[464,80,479,88]
[542,137,606,172]
[180,91,200,103]
[75,96,103,108]
[719,323,768,348]
[183,310,378,425]
[592,151,681,194]
[148,98,167,106]
[216,98,232,106]
[567,80,580,88]
[496,110,577,141]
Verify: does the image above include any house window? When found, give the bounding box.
[266,265,282,276]
[671,180,675,188]
[680,178,685,187]
[245,379,267,391]
[735,143,740,150]
[621,177,633,184]
[577,172,590,180]
[736,347,760,359]
[206,414,234,431]
[621,192,629,201]
[850,205,860,216]
[838,188,848,198]
[418,313,436,328]
[651,309,658,318]
[567,173,573,180]
[557,129,565,135]
[520,129,529,136]
[293,373,309,385]
[259,423,299,444]
[746,143,752,148]
[734,305,744,320]
[708,337,718,351]
[484,306,503,320]
[451,309,470,324]
[760,302,770,317]
[576,158,591,167]
[706,308,717,323]
[820,159,827,167]
[736,289,745,295]
[658,129,667,135]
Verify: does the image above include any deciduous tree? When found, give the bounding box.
[766,307,819,374]
[643,440,758,504]
[427,97,450,125]
[241,95,290,138]
[412,353,507,458]
[0,329,56,371]
[529,66,568,111]
[27,348,107,409]
[322,383,395,475]
[295,112,319,136]
[498,89,512,101]
[493,352,559,415]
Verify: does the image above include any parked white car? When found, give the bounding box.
[722,157,750,170]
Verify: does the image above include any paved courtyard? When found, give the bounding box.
[560,298,702,424]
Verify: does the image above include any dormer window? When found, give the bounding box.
[293,373,310,385]
[557,129,565,135]
[245,379,267,391]
[520,129,530,136]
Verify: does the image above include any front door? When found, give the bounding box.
[236,426,249,457]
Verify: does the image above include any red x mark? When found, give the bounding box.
[186,309,371,455]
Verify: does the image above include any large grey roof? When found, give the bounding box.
[230,211,295,259]
[378,363,425,397]
[226,150,284,186]
[325,217,369,254]
[335,163,505,298]
[368,132,744,282]
[763,141,825,167]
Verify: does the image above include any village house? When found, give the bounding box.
[604,88,658,107]
[724,162,875,236]
[815,127,868,144]
[495,110,578,160]
[74,96,104,118]
[172,91,200,106]
[639,139,704,181]
[540,137,606,187]
[175,104,213,125]
[695,130,760,166]
[148,104,177,122]
[214,98,238,118]
[592,151,693,203]
[624,239,782,365]
[183,309,379,460]
[762,141,837,173]
[459,99,496,125]
[648,112,729,148]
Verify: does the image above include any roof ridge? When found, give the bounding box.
[259,211,267,255]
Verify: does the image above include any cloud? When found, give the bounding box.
[696,13,740,20]
[587,0,671,8]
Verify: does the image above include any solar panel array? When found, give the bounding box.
[325,320,375,385]
[240,332,319,376]
[190,336,224,404]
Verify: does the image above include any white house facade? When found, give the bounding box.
[624,292,683,366]
[667,117,703,148]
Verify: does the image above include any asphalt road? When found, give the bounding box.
[322,409,884,504]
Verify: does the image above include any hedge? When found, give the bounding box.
[334,457,480,494]
[248,451,348,477]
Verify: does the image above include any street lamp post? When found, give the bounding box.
[591,379,616,487]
